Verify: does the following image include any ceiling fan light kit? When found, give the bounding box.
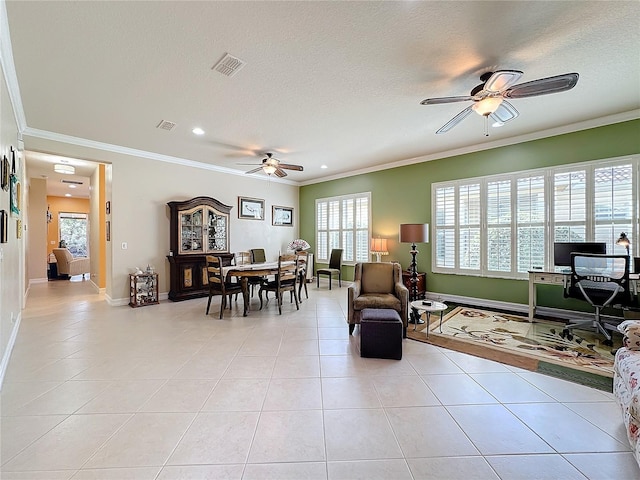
[422,69,579,136]
[242,152,304,178]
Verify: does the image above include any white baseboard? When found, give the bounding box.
[106,291,169,307]
[424,291,608,323]
[0,311,21,391]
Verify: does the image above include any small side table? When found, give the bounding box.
[410,300,448,335]
[129,273,159,307]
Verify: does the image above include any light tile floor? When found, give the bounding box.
[1,278,639,479]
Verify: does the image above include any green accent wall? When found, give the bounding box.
[300,119,640,308]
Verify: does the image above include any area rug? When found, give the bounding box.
[407,306,621,391]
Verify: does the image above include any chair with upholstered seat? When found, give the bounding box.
[206,255,243,318]
[563,253,631,344]
[317,248,343,289]
[348,262,409,337]
[259,254,299,314]
[246,248,267,297]
[52,248,90,279]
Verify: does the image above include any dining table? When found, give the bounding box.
[224,261,294,316]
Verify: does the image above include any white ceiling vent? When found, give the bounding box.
[156,120,176,131]
[61,179,83,185]
[212,53,246,77]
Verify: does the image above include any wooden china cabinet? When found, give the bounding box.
[167,196,234,301]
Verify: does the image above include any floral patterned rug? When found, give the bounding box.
[408,306,621,382]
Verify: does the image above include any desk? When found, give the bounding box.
[225,262,293,316]
[528,270,639,320]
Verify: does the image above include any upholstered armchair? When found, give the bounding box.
[348,262,409,336]
[52,248,90,279]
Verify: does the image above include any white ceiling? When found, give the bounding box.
[5,1,640,189]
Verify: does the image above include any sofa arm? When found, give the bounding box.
[347,281,361,323]
[395,281,409,327]
[618,320,640,351]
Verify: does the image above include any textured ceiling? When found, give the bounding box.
[6,0,640,190]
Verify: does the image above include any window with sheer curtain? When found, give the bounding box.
[432,156,638,279]
[316,192,370,264]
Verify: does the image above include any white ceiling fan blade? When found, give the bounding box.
[489,100,519,124]
[483,70,524,93]
[503,73,579,98]
[435,106,473,134]
[421,95,475,105]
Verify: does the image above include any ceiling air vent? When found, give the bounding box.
[61,179,83,185]
[156,120,176,131]
[212,53,246,77]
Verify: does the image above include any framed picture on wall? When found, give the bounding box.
[10,175,19,216]
[0,210,7,243]
[1,156,8,191]
[238,196,265,220]
[272,205,293,226]
[106,221,111,241]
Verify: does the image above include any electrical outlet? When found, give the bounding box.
[121,242,127,250]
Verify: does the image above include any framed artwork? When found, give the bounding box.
[1,156,8,191]
[272,205,293,226]
[16,219,22,239]
[10,175,19,216]
[0,210,7,243]
[238,196,265,220]
[106,220,111,241]
[106,201,111,215]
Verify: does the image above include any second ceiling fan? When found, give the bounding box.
[241,153,303,178]
[421,70,579,136]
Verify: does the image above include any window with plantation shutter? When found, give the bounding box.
[458,184,480,270]
[435,186,456,269]
[516,175,545,272]
[315,192,371,264]
[432,156,638,279]
[487,180,511,273]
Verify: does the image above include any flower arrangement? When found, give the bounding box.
[288,239,311,251]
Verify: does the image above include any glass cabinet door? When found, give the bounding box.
[207,207,228,252]
[180,207,204,254]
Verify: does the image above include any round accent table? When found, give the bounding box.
[410,300,448,336]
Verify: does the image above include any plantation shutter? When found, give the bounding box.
[516,175,545,272]
[487,180,511,272]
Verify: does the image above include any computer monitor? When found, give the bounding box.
[553,242,607,267]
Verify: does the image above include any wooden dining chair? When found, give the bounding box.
[247,248,268,297]
[205,255,243,319]
[258,254,299,314]
[295,250,310,301]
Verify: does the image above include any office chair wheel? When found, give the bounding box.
[561,328,573,341]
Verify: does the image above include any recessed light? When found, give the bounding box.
[192,127,205,135]
[68,184,77,189]
[321,165,328,169]
[65,193,72,197]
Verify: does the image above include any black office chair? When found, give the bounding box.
[563,253,630,345]
[317,248,343,289]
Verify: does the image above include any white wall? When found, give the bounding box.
[21,136,299,303]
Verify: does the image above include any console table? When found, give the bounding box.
[528,269,639,320]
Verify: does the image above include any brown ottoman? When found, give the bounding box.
[360,308,402,360]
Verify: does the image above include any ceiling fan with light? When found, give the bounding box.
[421,70,579,136]
[240,153,303,178]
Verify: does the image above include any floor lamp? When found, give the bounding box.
[400,224,429,324]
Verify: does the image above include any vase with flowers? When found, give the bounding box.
[288,239,311,252]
